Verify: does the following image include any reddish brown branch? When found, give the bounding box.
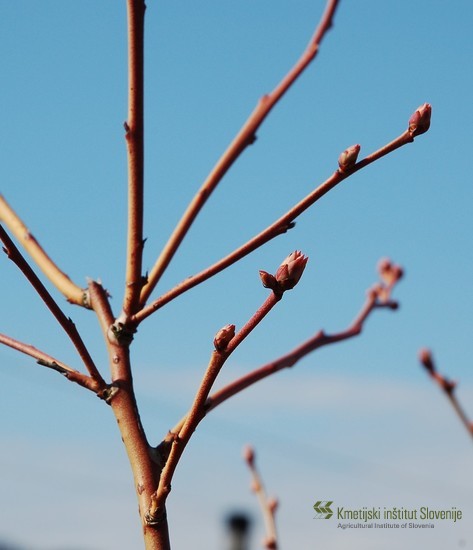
[0,332,100,393]
[88,279,170,550]
[147,256,304,524]
[168,259,402,435]
[243,446,278,550]
[133,127,416,325]
[138,0,341,307]
[122,0,146,318]
[418,348,473,440]
[0,225,107,392]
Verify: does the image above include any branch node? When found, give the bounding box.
[101,384,120,405]
[247,133,257,145]
[81,289,92,309]
[109,320,136,347]
[145,508,167,527]
[284,221,296,232]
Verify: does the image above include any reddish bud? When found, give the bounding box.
[259,270,278,291]
[377,258,392,275]
[275,250,308,291]
[377,258,404,286]
[418,348,435,374]
[408,103,432,137]
[213,324,235,351]
[243,445,255,466]
[338,144,361,172]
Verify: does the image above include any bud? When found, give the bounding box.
[377,258,392,275]
[418,348,435,374]
[259,270,278,291]
[338,144,361,172]
[243,445,255,466]
[408,103,431,137]
[213,324,235,351]
[377,258,404,286]
[275,250,308,291]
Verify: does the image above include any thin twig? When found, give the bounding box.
[168,259,402,435]
[0,195,85,306]
[147,281,292,524]
[133,129,413,325]
[0,332,100,393]
[418,349,473,440]
[138,0,340,307]
[122,0,146,318]
[0,225,107,390]
[243,446,278,550]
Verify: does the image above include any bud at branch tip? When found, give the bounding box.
[418,348,435,374]
[243,445,255,466]
[275,250,308,292]
[408,103,431,137]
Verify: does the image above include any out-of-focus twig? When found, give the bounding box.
[243,446,278,550]
[418,348,473,440]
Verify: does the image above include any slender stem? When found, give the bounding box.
[133,131,412,324]
[123,0,146,318]
[0,225,107,390]
[147,350,226,523]
[138,0,341,307]
[419,350,473,440]
[147,291,282,523]
[445,391,473,439]
[0,332,100,393]
[168,277,399,436]
[0,195,85,306]
[207,294,397,414]
[244,447,278,550]
[227,292,282,354]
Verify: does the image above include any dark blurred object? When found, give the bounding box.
[225,512,252,550]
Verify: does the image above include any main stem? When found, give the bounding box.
[119,2,171,547]
[123,0,145,317]
[89,282,170,549]
[109,346,170,550]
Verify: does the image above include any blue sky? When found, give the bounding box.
[0,1,472,549]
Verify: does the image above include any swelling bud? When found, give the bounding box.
[213,324,235,351]
[408,103,432,137]
[338,144,361,172]
[275,250,308,291]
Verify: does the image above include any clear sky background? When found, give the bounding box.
[0,1,472,549]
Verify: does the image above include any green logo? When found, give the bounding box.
[314,500,334,519]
